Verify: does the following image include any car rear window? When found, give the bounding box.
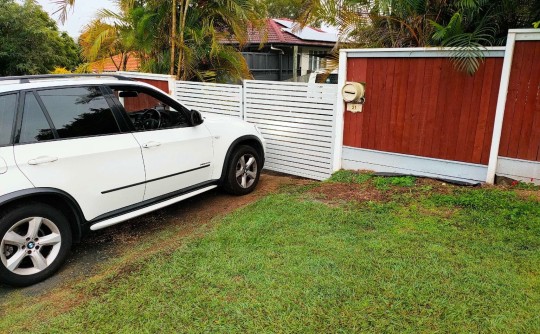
[0,94,17,146]
[19,93,55,144]
[37,87,120,139]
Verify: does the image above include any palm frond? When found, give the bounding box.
[435,14,496,75]
[52,0,75,24]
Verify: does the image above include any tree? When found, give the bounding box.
[261,0,303,19]
[59,32,82,70]
[0,0,80,76]
[78,12,135,71]
[72,0,265,82]
[298,0,540,74]
[169,0,264,81]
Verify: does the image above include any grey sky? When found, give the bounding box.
[35,0,118,39]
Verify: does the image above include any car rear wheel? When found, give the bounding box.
[223,145,261,195]
[0,203,72,287]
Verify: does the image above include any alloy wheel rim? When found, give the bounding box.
[235,154,257,189]
[1,217,62,276]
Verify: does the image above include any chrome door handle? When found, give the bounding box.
[142,141,161,148]
[28,156,58,165]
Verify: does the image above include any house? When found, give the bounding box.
[89,53,140,73]
[89,19,338,82]
[226,18,338,81]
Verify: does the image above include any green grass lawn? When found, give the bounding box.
[2,172,540,333]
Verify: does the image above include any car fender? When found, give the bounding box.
[0,188,86,240]
[201,114,265,181]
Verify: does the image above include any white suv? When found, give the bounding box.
[0,74,265,287]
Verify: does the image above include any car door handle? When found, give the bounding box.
[28,156,58,165]
[142,141,161,148]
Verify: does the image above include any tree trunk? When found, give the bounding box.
[111,53,121,71]
[122,53,129,71]
[176,0,190,80]
[170,0,176,75]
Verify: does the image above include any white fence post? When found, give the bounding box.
[331,50,347,173]
[168,76,176,96]
[486,32,516,184]
[241,80,245,120]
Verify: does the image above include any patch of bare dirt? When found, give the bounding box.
[308,177,459,205]
[309,183,385,203]
[515,190,540,202]
[415,177,461,194]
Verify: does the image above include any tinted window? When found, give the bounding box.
[111,87,189,131]
[19,93,54,144]
[0,94,17,146]
[38,87,119,139]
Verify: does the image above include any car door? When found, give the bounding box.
[0,93,35,195]
[108,85,214,201]
[13,86,146,221]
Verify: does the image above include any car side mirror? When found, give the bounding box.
[118,91,139,98]
[189,109,204,126]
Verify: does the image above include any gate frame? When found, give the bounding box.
[486,29,540,184]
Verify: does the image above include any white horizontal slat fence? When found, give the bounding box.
[174,81,243,118]
[129,77,340,181]
[244,80,338,180]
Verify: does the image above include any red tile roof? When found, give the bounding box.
[89,53,140,73]
[228,19,336,47]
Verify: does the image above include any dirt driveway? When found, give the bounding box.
[0,173,309,300]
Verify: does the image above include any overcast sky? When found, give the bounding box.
[35,0,118,39]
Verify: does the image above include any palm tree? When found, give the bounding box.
[168,0,263,80]
[298,0,540,74]
[64,0,264,82]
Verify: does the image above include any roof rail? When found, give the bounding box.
[0,74,135,84]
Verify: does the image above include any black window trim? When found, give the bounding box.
[32,90,60,139]
[0,92,20,148]
[16,90,60,144]
[14,85,127,145]
[101,85,134,133]
[107,84,192,133]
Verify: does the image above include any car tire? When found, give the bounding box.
[222,145,261,195]
[0,203,72,287]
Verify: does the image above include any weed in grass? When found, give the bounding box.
[281,182,319,195]
[328,170,372,184]
[373,175,416,190]
[514,181,540,191]
[429,188,540,234]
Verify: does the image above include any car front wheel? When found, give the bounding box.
[0,203,72,287]
[223,145,261,195]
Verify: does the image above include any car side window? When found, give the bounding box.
[111,87,189,131]
[36,87,120,139]
[0,94,17,146]
[19,93,55,144]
